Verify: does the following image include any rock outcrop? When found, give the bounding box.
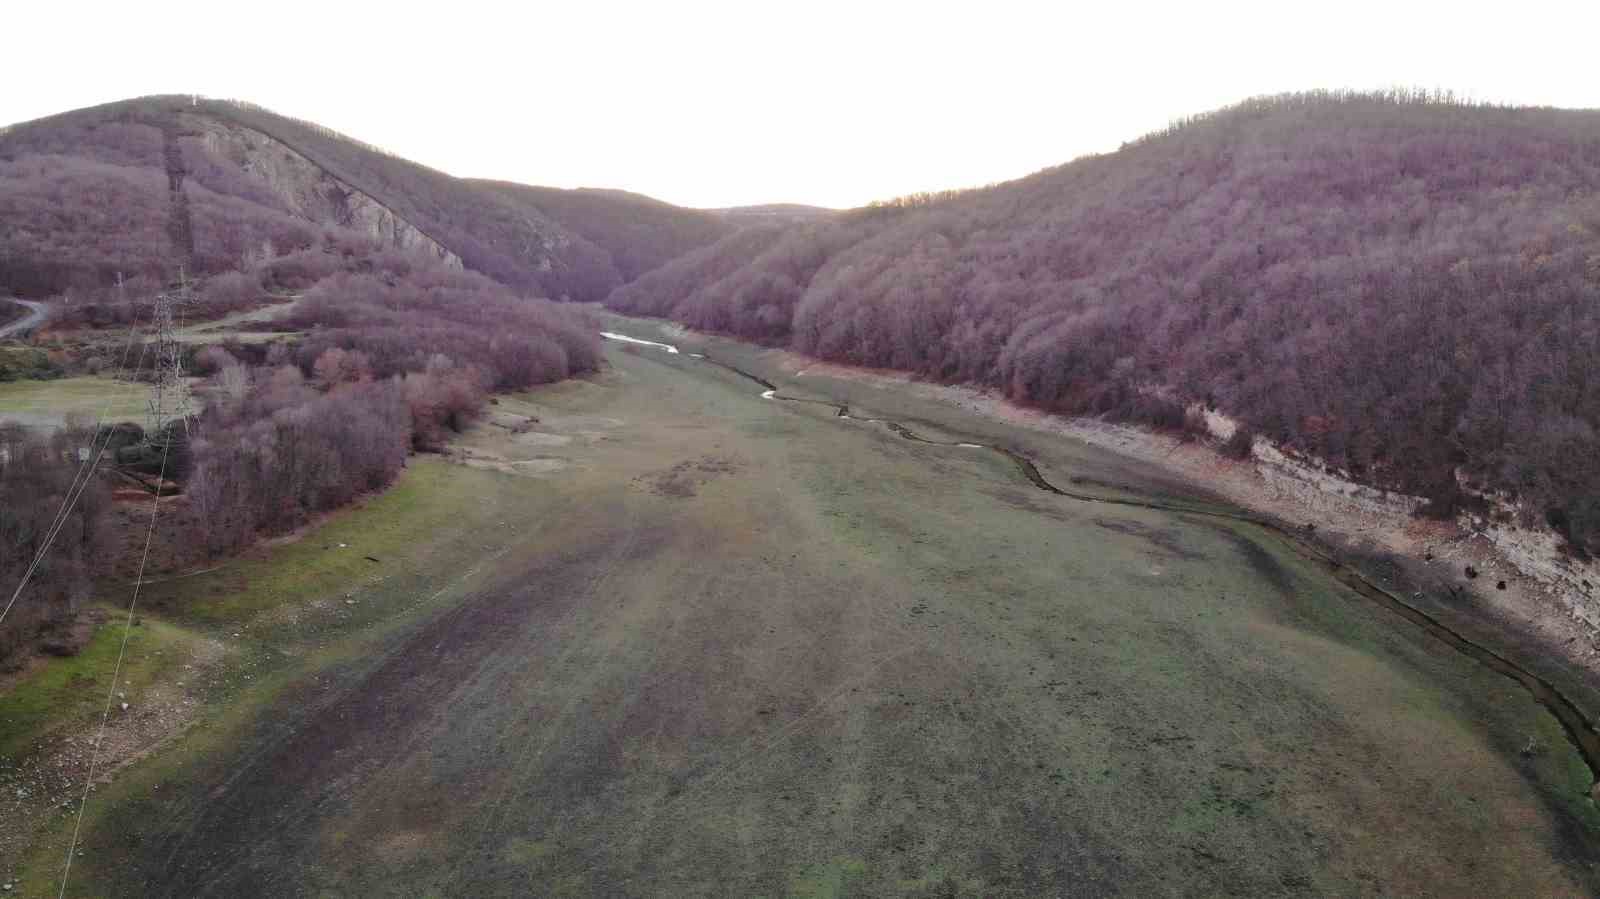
[188,116,462,268]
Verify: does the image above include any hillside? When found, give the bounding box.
[7,88,1600,896]
[712,203,839,226]
[0,96,724,301]
[604,90,1600,556]
[476,182,733,281]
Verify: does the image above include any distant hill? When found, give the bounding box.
[711,203,838,226]
[606,90,1600,553]
[477,183,733,282]
[0,96,726,300]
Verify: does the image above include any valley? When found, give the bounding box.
[4,323,1595,896]
[3,85,1600,898]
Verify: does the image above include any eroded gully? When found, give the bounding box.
[601,331,1600,794]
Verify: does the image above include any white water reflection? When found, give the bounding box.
[601,332,679,353]
[761,389,776,399]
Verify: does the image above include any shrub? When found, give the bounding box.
[187,379,409,555]
[1222,427,1256,460]
[0,420,110,664]
[201,270,259,312]
[180,252,598,556]
[192,345,237,376]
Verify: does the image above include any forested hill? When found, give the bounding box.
[474,182,733,282]
[606,91,1600,554]
[0,96,727,301]
[712,204,839,226]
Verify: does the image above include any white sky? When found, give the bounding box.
[6,0,1598,209]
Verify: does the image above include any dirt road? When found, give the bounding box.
[0,299,49,338]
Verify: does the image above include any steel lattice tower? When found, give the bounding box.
[145,270,195,442]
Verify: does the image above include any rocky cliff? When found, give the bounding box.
[187,116,462,268]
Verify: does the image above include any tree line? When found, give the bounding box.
[604,91,1600,556]
[0,96,731,302]
[0,251,599,664]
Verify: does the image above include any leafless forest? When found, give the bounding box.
[609,91,1600,555]
[5,90,1600,662]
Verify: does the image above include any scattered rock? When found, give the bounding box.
[1497,580,1507,590]
[1465,565,1479,579]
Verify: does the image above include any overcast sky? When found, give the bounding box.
[6,1,1598,209]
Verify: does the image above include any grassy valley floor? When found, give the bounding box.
[2,327,1596,896]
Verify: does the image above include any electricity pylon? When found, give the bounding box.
[145,270,195,443]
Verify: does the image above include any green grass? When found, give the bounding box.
[0,376,147,431]
[139,460,520,626]
[787,856,867,898]
[9,458,550,894]
[9,334,1599,896]
[0,346,58,381]
[0,613,197,759]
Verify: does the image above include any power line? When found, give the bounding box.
[0,318,149,625]
[0,304,151,629]
[58,434,172,899]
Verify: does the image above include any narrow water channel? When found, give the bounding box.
[600,331,1600,792]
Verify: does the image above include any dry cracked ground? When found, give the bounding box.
[6,322,1598,897]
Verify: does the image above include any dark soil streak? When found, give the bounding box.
[1207,526,1294,595]
[1092,517,1208,563]
[650,341,1600,792]
[136,539,624,897]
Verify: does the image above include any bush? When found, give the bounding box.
[187,379,410,555]
[403,368,486,451]
[180,252,599,556]
[1222,427,1256,460]
[289,265,600,390]
[192,345,237,376]
[201,270,260,313]
[0,420,110,664]
[0,347,59,381]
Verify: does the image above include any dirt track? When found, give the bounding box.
[39,328,1600,897]
[0,299,49,338]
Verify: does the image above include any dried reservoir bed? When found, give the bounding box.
[9,319,1598,897]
